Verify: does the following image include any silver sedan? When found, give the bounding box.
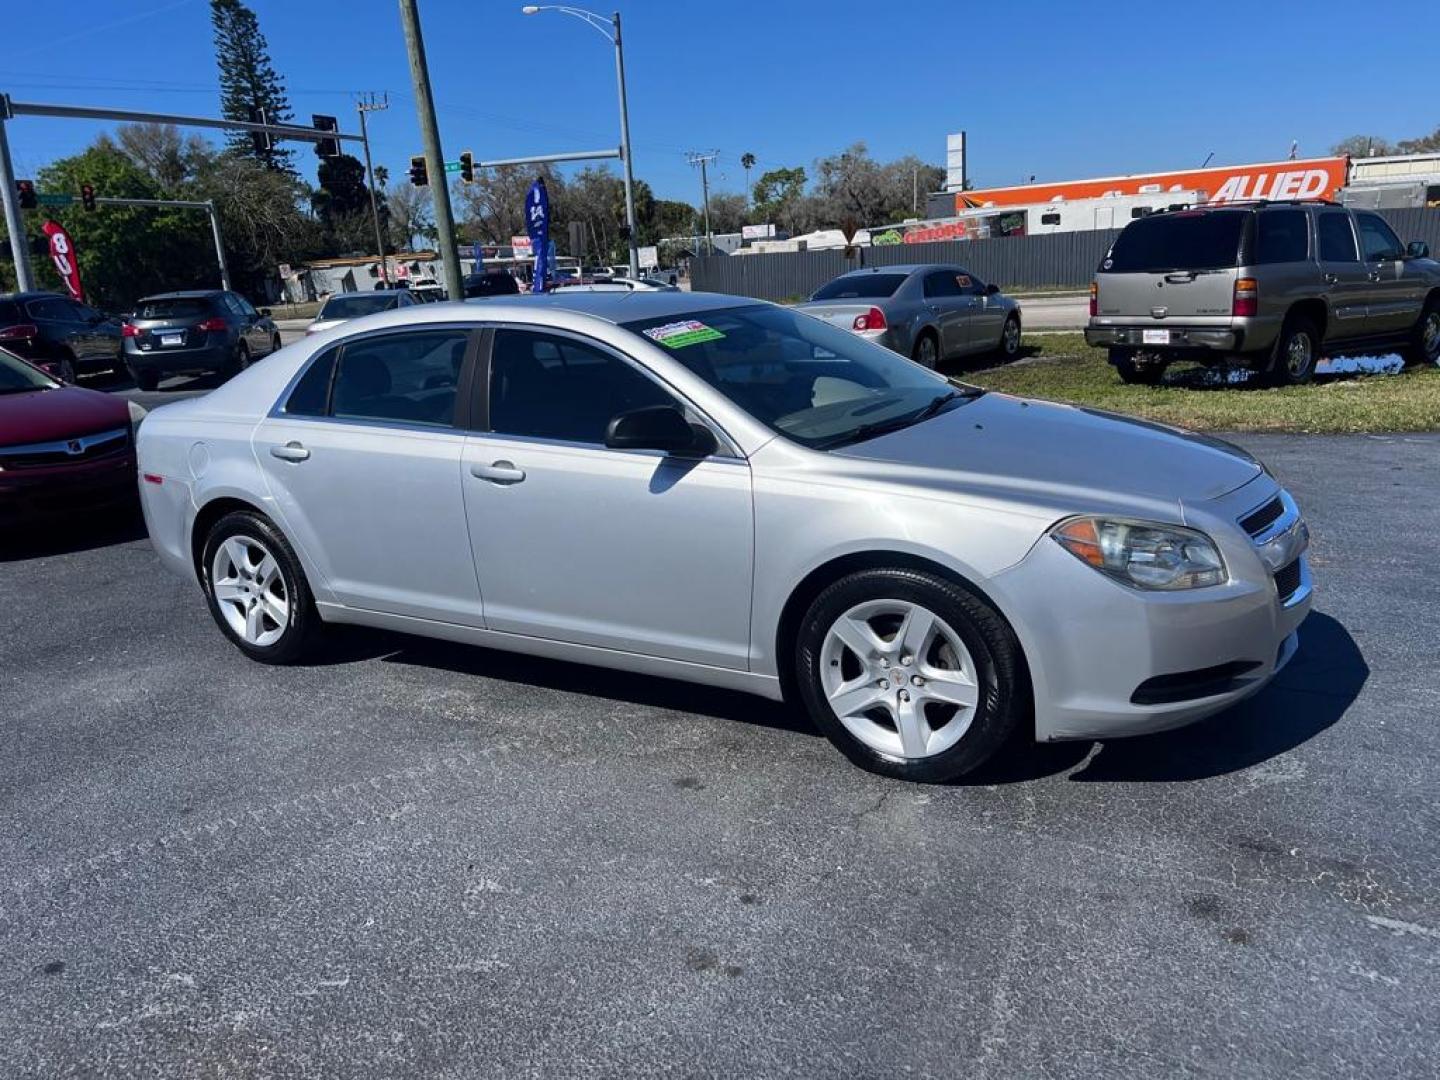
[795,263,1023,368]
[138,292,1311,782]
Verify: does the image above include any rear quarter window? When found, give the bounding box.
[1254,210,1310,264]
[1102,212,1246,273]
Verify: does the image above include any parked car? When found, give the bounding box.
[0,346,143,521]
[552,276,680,294]
[306,290,418,335]
[123,290,281,391]
[462,271,522,299]
[137,292,1311,783]
[0,291,123,383]
[408,281,447,303]
[1085,201,1440,385]
[795,265,1022,368]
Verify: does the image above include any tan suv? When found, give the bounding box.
[1085,202,1440,384]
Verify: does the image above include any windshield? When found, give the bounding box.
[319,293,401,320]
[810,273,907,301]
[136,297,211,319]
[622,304,971,449]
[0,347,59,394]
[1102,211,1246,273]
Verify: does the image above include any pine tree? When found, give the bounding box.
[211,0,294,173]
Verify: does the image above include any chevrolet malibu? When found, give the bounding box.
[136,293,1312,782]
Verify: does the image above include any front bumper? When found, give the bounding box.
[989,479,1313,741]
[0,448,138,520]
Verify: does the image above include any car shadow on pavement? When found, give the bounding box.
[0,504,146,562]
[323,630,821,738]
[1071,611,1365,783]
[939,343,1042,379]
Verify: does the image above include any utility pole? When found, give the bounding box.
[912,167,918,215]
[611,10,639,278]
[0,100,35,292]
[357,93,391,286]
[397,0,462,300]
[686,150,719,256]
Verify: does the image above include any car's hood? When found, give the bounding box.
[833,392,1261,506]
[0,385,131,446]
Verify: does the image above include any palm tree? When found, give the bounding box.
[740,152,756,203]
[374,164,389,190]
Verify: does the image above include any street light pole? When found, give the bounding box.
[357,94,391,286]
[522,6,640,278]
[0,108,36,292]
[398,0,463,300]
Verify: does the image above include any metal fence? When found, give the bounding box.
[690,207,1440,300]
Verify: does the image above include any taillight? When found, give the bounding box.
[852,307,887,332]
[121,323,141,338]
[1088,282,1098,317]
[0,322,38,341]
[196,317,227,332]
[1233,277,1258,318]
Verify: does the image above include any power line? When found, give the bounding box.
[686,150,719,255]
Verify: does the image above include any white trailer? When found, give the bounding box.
[1025,189,1204,234]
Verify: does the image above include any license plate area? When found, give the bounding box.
[1142,329,1171,345]
[159,332,184,347]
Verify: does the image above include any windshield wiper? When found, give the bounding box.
[816,388,982,450]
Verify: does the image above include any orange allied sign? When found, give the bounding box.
[956,156,1349,211]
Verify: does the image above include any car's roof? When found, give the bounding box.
[471,290,750,323]
[138,290,223,300]
[0,290,72,302]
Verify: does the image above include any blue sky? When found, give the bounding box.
[4,0,1436,205]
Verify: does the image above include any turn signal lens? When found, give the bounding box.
[197,317,227,332]
[1088,281,1098,317]
[1233,277,1258,318]
[1051,516,1226,590]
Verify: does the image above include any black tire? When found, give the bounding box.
[271,334,283,356]
[229,341,251,377]
[1266,315,1319,386]
[794,568,1027,783]
[199,509,321,665]
[56,353,77,385]
[912,330,940,369]
[997,314,1021,359]
[1111,348,1165,385]
[130,365,160,392]
[1406,296,1440,367]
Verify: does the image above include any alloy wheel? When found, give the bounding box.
[211,535,289,647]
[1423,311,1440,361]
[819,599,980,760]
[916,335,938,368]
[1286,330,1313,378]
[1002,318,1020,355]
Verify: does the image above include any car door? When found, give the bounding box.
[1353,211,1422,336]
[71,299,119,366]
[252,324,485,625]
[222,293,260,353]
[460,326,754,670]
[921,270,970,356]
[1315,209,1369,343]
[26,296,85,363]
[955,269,1004,353]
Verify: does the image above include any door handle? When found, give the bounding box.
[1323,273,1339,285]
[270,441,310,462]
[470,460,526,484]
[1368,271,1382,282]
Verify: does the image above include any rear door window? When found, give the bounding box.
[923,272,963,299]
[811,274,906,301]
[329,329,470,427]
[1102,211,1246,272]
[27,297,76,322]
[1254,211,1309,264]
[1317,213,1359,263]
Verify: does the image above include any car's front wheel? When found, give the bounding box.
[997,314,1021,359]
[795,568,1026,782]
[201,510,320,664]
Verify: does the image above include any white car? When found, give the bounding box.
[137,292,1311,782]
[306,290,418,335]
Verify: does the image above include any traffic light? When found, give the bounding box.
[80,183,96,212]
[459,150,475,183]
[247,105,273,153]
[409,155,428,187]
[16,179,36,210]
[312,114,339,158]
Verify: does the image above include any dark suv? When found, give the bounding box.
[0,291,123,383]
[1085,202,1440,384]
[122,290,281,391]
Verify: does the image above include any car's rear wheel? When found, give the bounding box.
[794,568,1025,782]
[1268,316,1318,385]
[271,333,283,355]
[997,314,1021,359]
[912,330,939,369]
[129,365,159,392]
[200,510,320,664]
[56,353,77,385]
[1111,348,1166,385]
[229,341,251,377]
[1407,297,1440,367]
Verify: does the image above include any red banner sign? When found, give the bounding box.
[41,219,85,303]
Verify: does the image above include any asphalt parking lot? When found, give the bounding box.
[2,432,1438,1078]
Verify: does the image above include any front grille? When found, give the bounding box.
[1274,558,1302,603]
[1240,496,1285,537]
[0,427,129,469]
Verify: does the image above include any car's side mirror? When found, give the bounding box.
[985,283,1000,295]
[1407,240,1429,259]
[605,404,715,456]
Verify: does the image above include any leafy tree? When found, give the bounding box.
[312,153,370,227]
[752,165,806,209]
[740,152,757,200]
[1398,126,1440,154]
[1332,134,1397,158]
[116,123,209,190]
[453,164,562,245]
[705,192,748,235]
[651,198,696,240]
[211,0,294,172]
[387,183,433,251]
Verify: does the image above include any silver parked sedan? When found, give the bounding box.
[795,264,1022,368]
[138,292,1311,782]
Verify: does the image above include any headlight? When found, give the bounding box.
[1050,517,1226,590]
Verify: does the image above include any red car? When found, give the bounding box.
[0,346,142,522]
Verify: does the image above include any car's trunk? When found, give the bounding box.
[1095,267,1238,325]
[793,301,874,332]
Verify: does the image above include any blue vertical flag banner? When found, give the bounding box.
[525,177,551,294]
[472,241,484,269]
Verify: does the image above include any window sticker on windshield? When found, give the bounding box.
[642,319,724,348]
